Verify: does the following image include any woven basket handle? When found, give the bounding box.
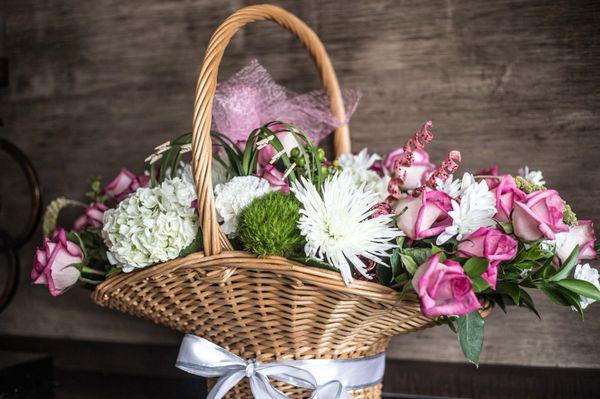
[192,4,351,256]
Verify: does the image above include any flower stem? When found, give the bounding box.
[79,277,102,285]
[81,266,105,276]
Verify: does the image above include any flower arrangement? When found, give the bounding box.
[32,64,600,367]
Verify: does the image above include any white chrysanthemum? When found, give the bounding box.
[435,173,476,198]
[102,177,198,272]
[338,149,389,200]
[436,179,497,245]
[214,176,272,236]
[338,148,381,171]
[518,166,545,186]
[573,263,600,309]
[291,171,398,284]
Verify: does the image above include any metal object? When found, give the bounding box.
[0,138,42,313]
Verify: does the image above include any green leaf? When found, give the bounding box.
[496,282,520,304]
[390,249,401,276]
[400,254,418,275]
[430,245,447,262]
[518,289,540,319]
[178,232,203,258]
[457,311,485,367]
[396,236,406,248]
[398,281,415,301]
[538,283,571,306]
[558,287,585,318]
[42,197,87,236]
[471,276,490,293]
[394,272,409,284]
[403,248,432,266]
[555,279,600,301]
[549,245,580,282]
[486,294,507,313]
[376,264,393,286]
[463,258,489,279]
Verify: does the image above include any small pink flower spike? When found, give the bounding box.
[387,121,434,196]
[425,150,462,188]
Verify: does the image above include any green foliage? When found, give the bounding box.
[67,229,109,271]
[457,311,485,367]
[238,192,305,258]
[562,203,578,227]
[179,231,203,258]
[85,176,107,203]
[488,245,600,320]
[150,122,330,189]
[463,258,489,279]
[515,175,546,193]
[42,197,87,236]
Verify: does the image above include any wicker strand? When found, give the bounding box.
[191,4,350,256]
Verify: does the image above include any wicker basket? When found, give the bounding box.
[91,4,480,398]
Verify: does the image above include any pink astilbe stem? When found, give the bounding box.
[386,121,434,200]
[424,150,462,188]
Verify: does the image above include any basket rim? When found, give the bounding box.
[93,250,411,306]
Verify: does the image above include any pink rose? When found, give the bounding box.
[512,190,569,241]
[31,228,83,296]
[476,166,500,189]
[104,168,150,201]
[457,227,518,289]
[395,190,452,240]
[74,202,109,231]
[492,175,526,223]
[384,148,435,190]
[258,164,289,193]
[412,253,481,317]
[554,220,597,265]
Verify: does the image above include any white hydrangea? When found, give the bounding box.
[214,176,272,236]
[573,263,600,309]
[338,149,388,200]
[102,177,198,272]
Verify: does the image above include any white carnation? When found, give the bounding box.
[573,263,600,309]
[102,177,198,272]
[214,176,272,236]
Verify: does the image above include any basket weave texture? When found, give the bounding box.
[92,4,448,398]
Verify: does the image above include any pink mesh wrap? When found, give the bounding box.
[212,60,361,145]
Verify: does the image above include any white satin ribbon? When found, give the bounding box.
[175,334,385,399]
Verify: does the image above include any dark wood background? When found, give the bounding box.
[1,0,599,371]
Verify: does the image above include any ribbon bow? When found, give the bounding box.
[176,335,384,399]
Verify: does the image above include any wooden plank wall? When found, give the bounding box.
[1,0,599,368]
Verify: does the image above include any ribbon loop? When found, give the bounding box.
[176,334,384,399]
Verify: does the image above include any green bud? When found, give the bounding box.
[296,157,305,167]
[290,147,301,159]
[317,148,326,161]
